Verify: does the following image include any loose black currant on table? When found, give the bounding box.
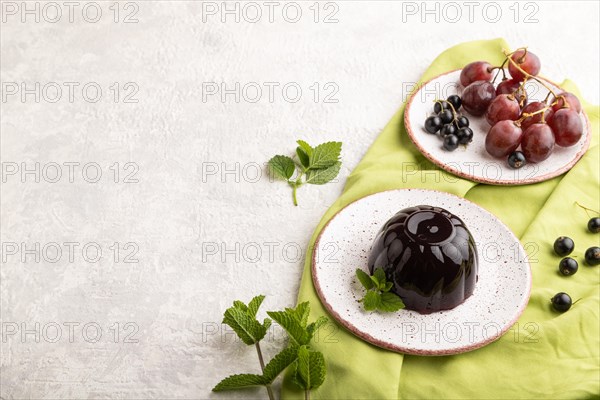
[443,134,459,151]
[584,246,600,266]
[553,236,575,257]
[439,109,454,124]
[447,95,462,111]
[425,116,443,134]
[588,217,600,233]
[456,127,473,144]
[551,292,572,312]
[559,257,578,276]
[508,151,526,169]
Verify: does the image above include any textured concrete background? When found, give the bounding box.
[1,1,598,399]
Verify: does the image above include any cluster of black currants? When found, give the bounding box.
[423,95,474,151]
[549,213,600,313]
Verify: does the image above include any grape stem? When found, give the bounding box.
[435,99,459,121]
[516,105,553,125]
[490,60,508,84]
[502,49,559,99]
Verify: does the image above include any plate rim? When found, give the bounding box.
[311,188,533,356]
[404,69,592,185]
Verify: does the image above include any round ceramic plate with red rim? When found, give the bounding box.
[312,189,532,356]
[404,69,591,185]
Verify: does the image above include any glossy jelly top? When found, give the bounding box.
[368,205,478,314]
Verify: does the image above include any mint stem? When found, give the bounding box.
[305,389,310,400]
[255,343,275,400]
[292,184,298,206]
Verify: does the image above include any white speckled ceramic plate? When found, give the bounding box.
[404,70,591,185]
[312,189,532,356]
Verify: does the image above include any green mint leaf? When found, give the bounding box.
[296,140,313,156]
[233,300,248,312]
[377,292,405,312]
[372,268,387,287]
[306,316,328,339]
[362,291,381,311]
[268,155,296,180]
[308,141,342,170]
[305,162,341,185]
[263,318,272,331]
[212,373,267,392]
[294,346,326,390]
[294,302,311,327]
[222,306,268,345]
[247,295,265,318]
[267,310,310,346]
[383,282,394,292]
[296,147,310,169]
[269,140,342,206]
[307,351,326,389]
[262,345,299,383]
[355,269,375,290]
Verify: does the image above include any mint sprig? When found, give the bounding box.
[292,345,326,396]
[213,298,328,400]
[223,295,271,345]
[355,268,405,313]
[268,140,342,206]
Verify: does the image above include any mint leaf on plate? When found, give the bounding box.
[355,268,375,290]
[355,268,405,313]
[378,292,405,312]
[362,290,381,311]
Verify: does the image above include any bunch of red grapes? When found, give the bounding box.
[460,48,583,168]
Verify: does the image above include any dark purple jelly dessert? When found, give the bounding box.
[368,205,478,314]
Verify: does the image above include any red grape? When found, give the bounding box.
[462,81,496,116]
[551,92,582,113]
[496,78,527,104]
[460,61,493,87]
[522,124,555,162]
[508,50,541,82]
[549,109,583,147]
[485,94,521,126]
[485,120,523,158]
[520,102,554,131]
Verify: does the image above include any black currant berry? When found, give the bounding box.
[455,116,469,128]
[438,109,453,124]
[508,151,526,169]
[553,236,574,257]
[447,95,462,111]
[456,127,473,144]
[443,134,459,151]
[434,101,451,114]
[425,116,443,134]
[587,217,600,233]
[584,246,600,266]
[551,292,572,312]
[559,257,578,276]
[439,124,457,138]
